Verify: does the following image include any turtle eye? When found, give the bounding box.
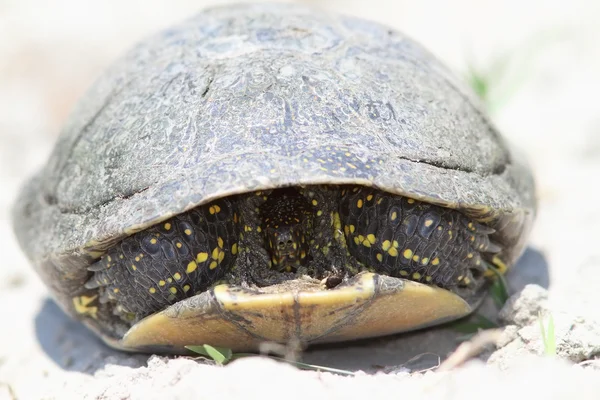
[277,237,294,250]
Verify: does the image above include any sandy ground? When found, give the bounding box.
[2,0,600,399]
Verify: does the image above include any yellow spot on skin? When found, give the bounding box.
[257,226,262,233]
[346,162,357,169]
[376,253,383,262]
[150,238,157,244]
[421,257,429,265]
[357,199,363,208]
[300,251,306,259]
[312,199,318,206]
[468,222,474,230]
[212,247,219,259]
[388,247,398,257]
[391,211,397,221]
[107,256,112,262]
[407,198,415,204]
[113,288,119,293]
[425,276,433,282]
[490,256,508,275]
[431,257,440,266]
[217,237,224,248]
[186,261,198,273]
[184,229,192,236]
[209,205,221,214]
[196,252,208,263]
[382,240,391,251]
[467,253,473,259]
[209,261,218,270]
[183,285,190,293]
[403,249,413,259]
[149,287,156,294]
[399,270,409,276]
[344,225,350,235]
[412,272,421,280]
[218,250,225,264]
[135,256,140,262]
[412,255,420,262]
[350,225,355,234]
[231,243,238,255]
[367,234,376,244]
[176,242,182,249]
[159,280,166,286]
[470,236,475,242]
[354,237,360,245]
[119,255,124,259]
[169,287,177,294]
[164,223,171,230]
[424,219,433,227]
[463,277,471,285]
[173,272,182,281]
[393,240,399,248]
[167,278,173,283]
[317,210,323,216]
[362,239,371,248]
[73,295,99,318]
[366,194,373,201]
[131,265,137,271]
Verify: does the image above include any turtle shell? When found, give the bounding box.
[12,3,536,353]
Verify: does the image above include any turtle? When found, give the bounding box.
[12,3,536,354]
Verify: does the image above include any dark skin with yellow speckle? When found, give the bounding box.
[86,185,500,323]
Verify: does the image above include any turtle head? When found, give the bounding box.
[261,188,312,272]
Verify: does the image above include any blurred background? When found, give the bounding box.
[1,0,600,395]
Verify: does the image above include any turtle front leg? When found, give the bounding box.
[338,186,497,291]
[85,198,239,322]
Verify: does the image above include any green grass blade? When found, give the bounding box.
[488,266,510,309]
[538,312,556,356]
[185,344,233,365]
